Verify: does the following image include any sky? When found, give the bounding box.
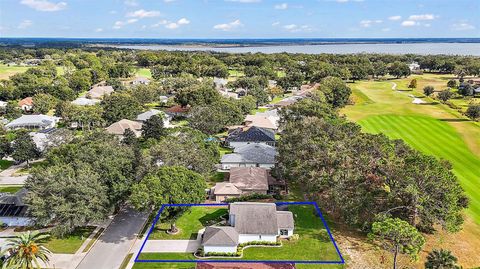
[0,0,479,38]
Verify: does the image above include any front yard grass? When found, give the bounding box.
[138,205,342,263]
[0,160,14,171]
[13,160,48,176]
[0,185,23,194]
[43,226,95,254]
[148,206,228,240]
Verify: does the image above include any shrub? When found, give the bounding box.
[225,193,273,203]
[289,234,300,241]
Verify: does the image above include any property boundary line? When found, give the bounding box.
[134,201,345,264]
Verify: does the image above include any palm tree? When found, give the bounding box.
[425,249,460,269]
[1,231,51,269]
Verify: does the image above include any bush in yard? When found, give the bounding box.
[437,90,453,103]
[423,86,434,96]
[466,104,480,121]
[447,79,457,88]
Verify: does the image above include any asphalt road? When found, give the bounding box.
[76,206,148,269]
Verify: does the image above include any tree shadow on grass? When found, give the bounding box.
[440,118,471,122]
[198,209,228,227]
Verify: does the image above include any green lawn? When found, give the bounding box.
[207,172,226,187]
[0,185,23,194]
[0,160,14,170]
[13,160,48,176]
[342,75,480,225]
[0,64,29,79]
[148,207,228,240]
[136,68,152,78]
[137,205,342,264]
[43,226,95,254]
[219,146,233,157]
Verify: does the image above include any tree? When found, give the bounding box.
[123,128,138,146]
[425,249,460,269]
[0,231,51,269]
[12,131,40,167]
[316,77,352,108]
[466,104,480,121]
[148,129,219,176]
[25,163,109,236]
[438,90,453,103]
[68,69,92,93]
[368,218,425,269]
[447,80,457,88]
[142,115,166,140]
[32,93,57,114]
[0,136,13,159]
[458,83,473,96]
[235,95,257,114]
[101,92,142,124]
[389,61,410,78]
[277,71,304,91]
[408,79,418,90]
[175,83,220,107]
[423,86,435,97]
[189,100,243,135]
[130,166,206,232]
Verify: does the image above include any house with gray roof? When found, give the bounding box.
[87,85,114,99]
[221,143,276,170]
[201,202,294,254]
[71,97,101,106]
[5,114,60,130]
[136,109,172,127]
[225,126,275,148]
[0,188,33,226]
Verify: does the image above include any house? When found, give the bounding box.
[273,96,302,108]
[214,77,229,90]
[18,97,33,111]
[159,95,169,104]
[0,189,33,226]
[166,105,190,117]
[221,143,276,170]
[0,101,7,109]
[225,126,275,148]
[131,77,151,85]
[136,109,172,127]
[295,83,319,97]
[211,167,284,202]
[71,97,101,106]
[87,86,114,99]
[5,114,60,130]
[218,89,239,100]
[201,202,294,254]
[244,115,278,130]
[196,263,296,269]
[268,80,277,88]
[408,62,421,71]
[105,119,143,137]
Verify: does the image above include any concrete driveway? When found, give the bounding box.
[75,206,148,269]
[142,239,201,253]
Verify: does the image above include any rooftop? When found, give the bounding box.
[202,226,239,247]
[229,167,269,192]
[226,126,275,143]
[229,202,278,234]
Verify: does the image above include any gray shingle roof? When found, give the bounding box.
[226,126,275,143]
[202,226,239,246]
[221,143,276,164]
[230,203,278,235]
[136,109,163,122]
[277,211,294,229]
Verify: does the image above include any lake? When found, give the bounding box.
[115,42,480,55]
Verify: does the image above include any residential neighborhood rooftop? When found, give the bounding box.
[226,126,275,143]
[229,167,269,193]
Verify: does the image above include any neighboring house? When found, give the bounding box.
[5,114,60,130]
[166,105,190,117]
[474,86,480,96]
[159,95,169,104]
[136,109,172,127]
[87,85,114,99]
[218,89,239,100]
[225,126,275,148]
[0,189,33,227]
[196,262,296,269]
[244,115,278,130]
[71,97,101,106]
[201,202,294,254]
[296,83,319,97]
[211,167,284,202]
[408,62,421,71]
[213,77,229,90]
[221,143,276,170]
[29,128,55,152]
[0,101,7,109]
[268,80,277,88]
[105,119,143,137]
[131,77,151,85]
[18,97,33,112]
[273,96,302,108]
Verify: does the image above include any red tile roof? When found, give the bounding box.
[18,97,33,106]
[166,105,189,113]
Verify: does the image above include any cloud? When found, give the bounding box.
[283,24,313,33]
[113,18,138,29]
[151,20,168,27]
[213,19,243,31]
[401,20,417,27]
[164,18,190,29]
[20,0,66,12]
[126,9,161,18]
[451,22,475,31]
[225,0,261,3]
[95,28,103,32]
[272,22,280,26]
[274,3,288,9]
[18,20,33,29]
[124,0,138,6]
[360,19,382,27]
[388,15,401,21]
[408,14,436,21]
[381,28,391,32]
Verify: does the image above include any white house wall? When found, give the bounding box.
[204,245,237,254]
[238,234,277,244]
[0,217,33,226]
[278,228,294,237]
[221,163,275,170]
